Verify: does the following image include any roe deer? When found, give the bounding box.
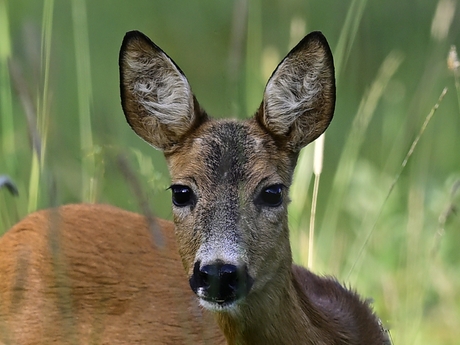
[0,30,390,345]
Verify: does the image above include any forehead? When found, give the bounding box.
[167,120,290,186]
[200,121,258,182]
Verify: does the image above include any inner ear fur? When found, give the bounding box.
[257,31,336,152]
[119,30,207,151]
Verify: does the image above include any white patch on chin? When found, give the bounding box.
[199,298,240,314]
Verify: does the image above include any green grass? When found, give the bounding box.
[1,0,460,344]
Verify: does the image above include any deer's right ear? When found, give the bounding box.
[119,31,207,151]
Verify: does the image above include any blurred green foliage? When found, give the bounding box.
[1,0,459,343]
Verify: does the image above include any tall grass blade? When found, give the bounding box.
[38,0,54,164]
[308,134,324,269]
[447,45,460,113]
[245,0,262,116]
[333,0,368,82]
[9,58,43,215]
[26,0,54,213]
[71,0,96,203]
[0,0,15,173]
[228,0,247,118]
[0,0,17,231]
[8,58,43,228]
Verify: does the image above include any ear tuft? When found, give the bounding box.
[119,31,206,151]
[258,31,335,152]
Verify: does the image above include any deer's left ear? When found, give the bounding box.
[257,31,335,152]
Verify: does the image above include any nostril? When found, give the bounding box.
[220,264,238,289]
[198,263,219,287]
[189,261,253,305]
[191,261,214,291]
[199,269,210,286]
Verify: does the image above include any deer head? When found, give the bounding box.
[119,30,335,312]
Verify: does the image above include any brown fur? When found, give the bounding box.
[0,204,224,344]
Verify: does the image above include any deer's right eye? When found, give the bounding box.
[254,184,284,208]
[170,185,194,207]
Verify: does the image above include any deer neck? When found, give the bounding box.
[214,263,330,345]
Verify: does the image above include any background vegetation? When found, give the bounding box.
[1,0,459,343]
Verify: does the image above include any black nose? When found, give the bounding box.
[189,261,253,304]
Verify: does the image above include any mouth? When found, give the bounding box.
[198,296,240,312]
